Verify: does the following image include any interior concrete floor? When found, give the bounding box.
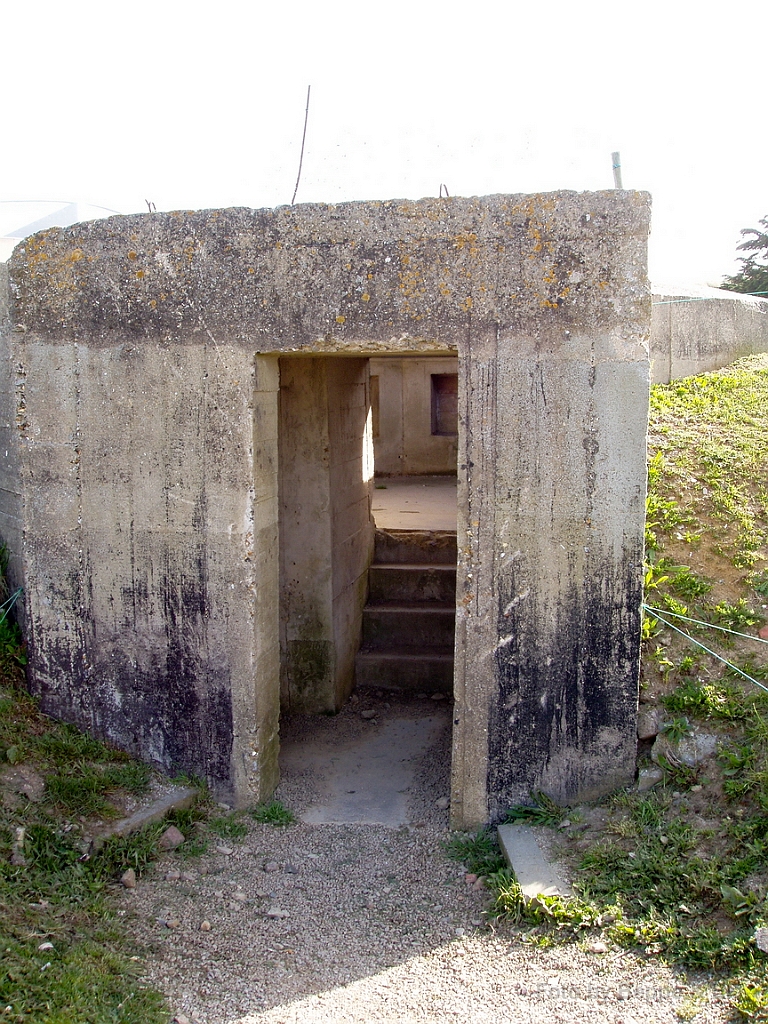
[277,477,458,825]
[371,475,457,532]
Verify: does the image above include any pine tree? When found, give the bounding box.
[722,215,768,296]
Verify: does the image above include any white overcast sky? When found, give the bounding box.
[4,0,766,286]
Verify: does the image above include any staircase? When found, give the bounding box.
[355,529,457,694]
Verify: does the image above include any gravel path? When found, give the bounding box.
[117,693,729,1024]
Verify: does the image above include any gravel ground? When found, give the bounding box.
[117,692,729,1024]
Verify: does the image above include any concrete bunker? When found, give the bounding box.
[0,192,651,828]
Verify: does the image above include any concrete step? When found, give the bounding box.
[368,563,457,604]
[374,529,457,566]
[354,649,454,694]
[362,604,456,650]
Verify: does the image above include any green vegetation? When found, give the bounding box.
[444,828,506,877]
[250,800,295,827]
[0,680,171,1023]
[723,215,768,297]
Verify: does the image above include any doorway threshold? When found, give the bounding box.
[277,691,452,827]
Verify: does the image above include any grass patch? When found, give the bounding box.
[444,828,506,877]
[0,645,173,1022]
[250,800,295,827]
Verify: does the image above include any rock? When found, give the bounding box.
[284,863,299,874]
[121,868,137,889]
[158,825,185,851]
[360,709,377,720]
[415,693,428,700]
[759,626,768,640]
[266,907,289,919]
[436,796,450,810]
[431,692,447,701]
[37,942,54,952]
[232,891,248,902]
[200,920,212,932]
[215,845,233,856]
[454,927,465,936]
[165,918,180,929]
[465,873,478,885]
[9,850,26,867]
[637,706,661,740]
[755,927,768,953]
[264,860,279,872]
[180,870,197,882]
[651,727,718,768]
[473,876,486,891]
[558,819,571,830]
[0,765,45,802]
[637,766,664,792]
[174,1014,192,1024]
[166,869,181,881]
[588,940,608,953]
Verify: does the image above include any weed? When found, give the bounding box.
[734,976,768,1021]
[250,800,295,826]
[209,813,249,841]
[660,716,692,743]
[504,791,567,827]
[663,679,750,721]
[710,600,762,631]
[444,828,506,876]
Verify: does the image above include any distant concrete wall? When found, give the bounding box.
[650,285,768,383]
[3,192,651,824]
[279,357,373,713]
[370,356,459,475]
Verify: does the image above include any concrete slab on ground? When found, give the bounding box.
[372,476,457,532]
[497,823,572,899]
[280,713,448,826]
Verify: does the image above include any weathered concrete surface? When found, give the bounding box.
[369,356,459,475]
[8,195,648,354]
[497,823,571,899]
[2,192,651,820]
[650,284,768,383]
[449,198,650,827]
[279,357,373,712]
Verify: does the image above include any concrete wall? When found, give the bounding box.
[279,357,373,713]
[0,267,23,602]
[369,356,458,475]
[650,284,768,383]
[3,192,651,824]
[0,309,281,803]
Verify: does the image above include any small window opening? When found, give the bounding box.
[431,373,458,436]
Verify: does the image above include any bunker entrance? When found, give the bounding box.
[276,354,459,824]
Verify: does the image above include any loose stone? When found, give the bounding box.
[158,826,185,851]
[121,868,137,889]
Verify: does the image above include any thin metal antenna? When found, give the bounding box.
[291,86,312,206]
